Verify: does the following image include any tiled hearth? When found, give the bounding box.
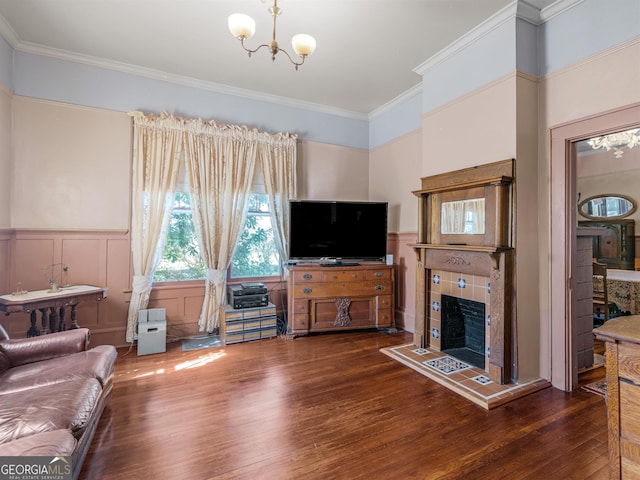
[381,344,549,409]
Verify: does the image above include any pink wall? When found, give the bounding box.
[0,85,11,228]
[11,97,131,230]
[297,140,369,201]
[369,129,422,233]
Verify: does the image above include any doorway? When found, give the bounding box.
[550,102,640,391]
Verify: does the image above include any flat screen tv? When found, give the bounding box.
[288,200,388,262]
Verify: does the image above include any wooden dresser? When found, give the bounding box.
[594,316,640,479]
[287,263,394,336]
[579,219,635,270]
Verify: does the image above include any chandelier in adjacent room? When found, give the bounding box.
[228,0,316,70]
[587,128,640,158]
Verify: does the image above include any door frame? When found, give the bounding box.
[550,102,640,391]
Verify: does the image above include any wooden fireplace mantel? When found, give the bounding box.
[412,159,516,385]
[410,244,510,271]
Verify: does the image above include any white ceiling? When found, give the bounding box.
[0,0,558,116]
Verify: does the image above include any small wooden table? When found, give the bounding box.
[594,316,640,479]
[0,285,107,336]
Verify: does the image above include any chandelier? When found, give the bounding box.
[228,0,316,70]
[587,128,640,158]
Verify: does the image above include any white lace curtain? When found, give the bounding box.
[125,111,297,341]
[126,112,183,342]
[259,133,297,267]
[184,121,257,334]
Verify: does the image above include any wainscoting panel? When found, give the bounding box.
[4,230,413,347]
[3,230,131,344]
[13,237,56,291]
[388,232,418,333]
[62,238,102,285]
[0,231,10,299]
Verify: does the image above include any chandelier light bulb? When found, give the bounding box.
[292,34,316,57]
[228,13,256,39]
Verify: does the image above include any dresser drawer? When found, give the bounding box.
[292,299,309,314]
[377,295,392,310]
[291,314,309,331]
[365,268,392,281]
[292,270,321,283]
[322,270,363,283]
[377,309,393,327]
[292,281,391,298]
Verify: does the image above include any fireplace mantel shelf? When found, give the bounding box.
[410,243,511,254]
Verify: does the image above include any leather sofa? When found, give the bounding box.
[0,328,117,480]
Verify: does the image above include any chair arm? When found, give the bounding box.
[0,328,91,367]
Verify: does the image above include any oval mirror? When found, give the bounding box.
[578,194,637,220]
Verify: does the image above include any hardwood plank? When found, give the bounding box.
[80,331,609,479]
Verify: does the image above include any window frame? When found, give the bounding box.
[228,192,283,281]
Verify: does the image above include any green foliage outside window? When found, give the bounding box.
[231,194,281,278]
[154,193,280,282]
[154,193,205,282]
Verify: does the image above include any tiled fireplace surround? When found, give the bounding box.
[430,270,490,370]
[414,246,514,385]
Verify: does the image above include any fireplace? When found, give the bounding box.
[412,160,515,385]
[428,269,491,371]
[441,295,486,368]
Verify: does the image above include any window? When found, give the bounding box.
[154,193,206,282]
[231,193,281,278]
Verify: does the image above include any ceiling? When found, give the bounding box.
[0,0,558,117]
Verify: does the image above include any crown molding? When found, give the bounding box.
[368,83,422,120]
[0,12,18,48]
[413,0,584,77]
[413,1,519,76]
[9,40,368,121]
[539,0,585,22]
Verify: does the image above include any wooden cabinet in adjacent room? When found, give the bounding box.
[287,263,394,336]
[579,219,635,270]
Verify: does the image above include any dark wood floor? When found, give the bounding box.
[81,330,609,480]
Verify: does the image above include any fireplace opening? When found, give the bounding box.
[441,295,486,369]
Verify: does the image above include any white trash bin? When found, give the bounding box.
[137,308,167,356]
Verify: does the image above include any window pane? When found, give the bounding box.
[154,193,206,282]
[231,194,281,278]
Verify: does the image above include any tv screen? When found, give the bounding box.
[288,200,388,261]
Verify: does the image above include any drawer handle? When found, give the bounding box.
[375,285,385,291]
[303,288,312,294]
[303,274,313,279]
[375,272,383,277]
[382,300,389,306]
